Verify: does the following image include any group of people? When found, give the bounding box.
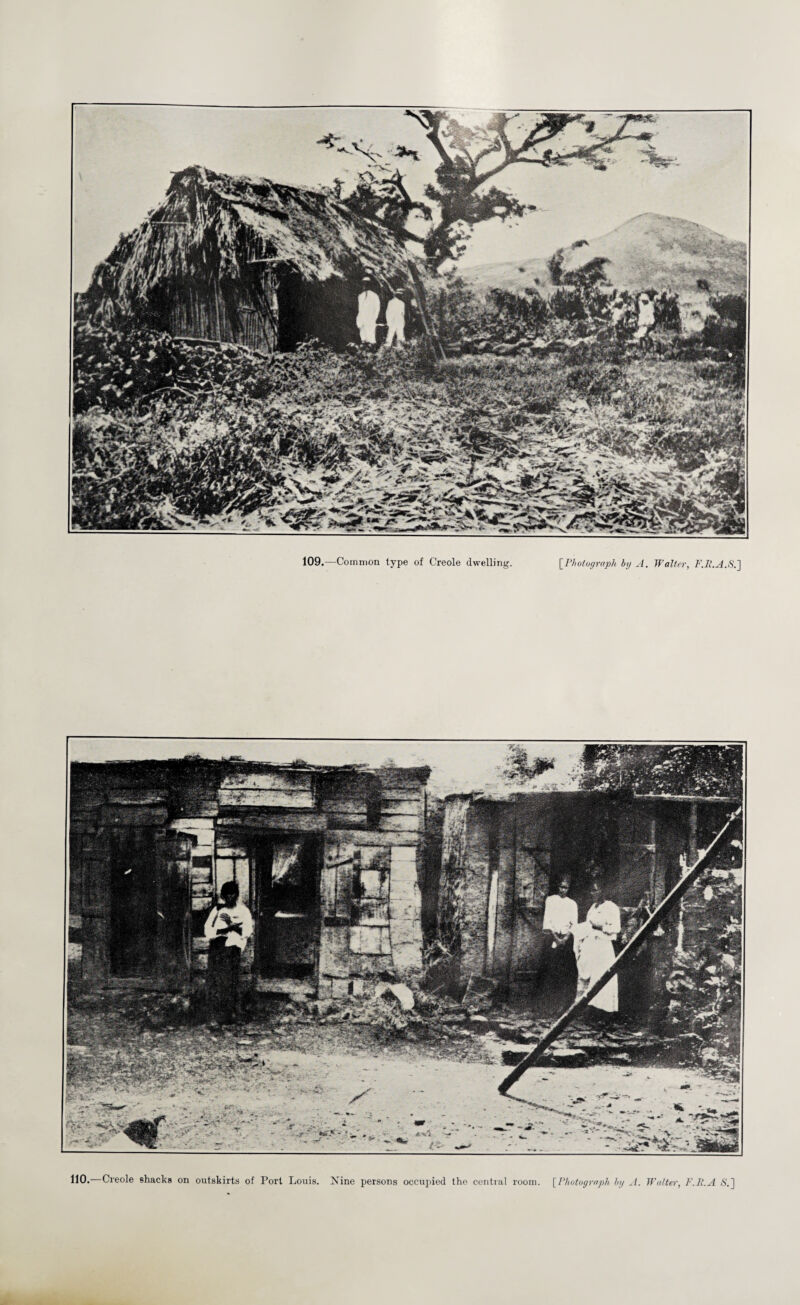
[539,875,621,1019]
[202,872,622,1028]
[356,274,407,348]
[608,287,681,343]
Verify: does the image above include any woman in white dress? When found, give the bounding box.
[572,878,621,1016]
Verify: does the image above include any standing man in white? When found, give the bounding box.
[356,274,381,345]
[384,285,406,348]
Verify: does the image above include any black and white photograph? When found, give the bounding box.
[71,106,748,536]
[64,739,744,1155]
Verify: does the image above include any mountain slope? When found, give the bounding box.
[460,213,747,299]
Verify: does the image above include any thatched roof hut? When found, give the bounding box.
[78,164,415,352]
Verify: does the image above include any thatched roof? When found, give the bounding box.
[81,164,414,320]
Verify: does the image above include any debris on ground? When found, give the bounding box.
[376,982,415,1012]
[67,979,732,1074]
[462,976,500,1013]
[71,327,745,535]
[65,996,741,1154]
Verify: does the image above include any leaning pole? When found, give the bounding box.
[498,804,743,1095]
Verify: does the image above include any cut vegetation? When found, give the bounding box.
[72,168,746,535]
[72,326,745,534]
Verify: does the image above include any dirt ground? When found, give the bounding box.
[64,1002,740,1155]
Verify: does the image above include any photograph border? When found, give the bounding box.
[67,104,752,540]
[61,735,747,1157]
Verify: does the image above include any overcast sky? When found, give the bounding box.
[73,106,749,291]
[69,738,586,797]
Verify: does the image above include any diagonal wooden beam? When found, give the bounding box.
[498,803,743,1094]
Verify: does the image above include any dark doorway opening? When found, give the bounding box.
[109,826,159,978]
[276,273,358,351]
[252,834,321,979]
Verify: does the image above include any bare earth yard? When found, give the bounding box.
[64,1005,740,1155]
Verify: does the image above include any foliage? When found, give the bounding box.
[72,324,746,535]
[550,285,587,321]
[706,294,747,350]
[319,110,674,269]
[488,287,549,330]
[431,277,548,344]
[662,871,742,1074]
[581,745,744,798]
[499,745,555,785]
[72,320,274,414]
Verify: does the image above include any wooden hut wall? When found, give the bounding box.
[457,802,497,980]
[167,275,279,353]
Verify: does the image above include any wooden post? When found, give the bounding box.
[498,804,742,1094]
[405,258,447,362]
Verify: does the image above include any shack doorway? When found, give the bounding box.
[252,834,321,979]
[108,826,162,979]
[106,819,193,981]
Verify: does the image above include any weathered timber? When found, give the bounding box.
[498,805,743,1094]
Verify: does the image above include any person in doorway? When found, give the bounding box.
[204,881,253,1027]
[572,877,621,1022]
[384,285,406,348]
[356,275,381,346]
[540,876,579,1013]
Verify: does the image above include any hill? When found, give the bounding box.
[460,213,747,299]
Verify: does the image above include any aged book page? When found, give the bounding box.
[1,1,798,1303]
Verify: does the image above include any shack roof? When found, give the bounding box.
[80,164,414,320]
[71,757,431,783]
[444,788,737,804]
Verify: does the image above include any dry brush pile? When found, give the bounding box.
[71,322,745,533]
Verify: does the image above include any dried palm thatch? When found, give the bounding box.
[79,165,415,349]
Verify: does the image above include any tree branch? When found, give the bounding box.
[407,108,456,169]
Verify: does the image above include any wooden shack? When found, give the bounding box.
[77,165,414,352]
[438,789,742,1020]
[69,758,429,998]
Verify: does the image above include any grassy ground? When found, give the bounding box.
[71,332,746,534]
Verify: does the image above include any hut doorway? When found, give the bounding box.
[276,273,357,351]
[251,833,322,979]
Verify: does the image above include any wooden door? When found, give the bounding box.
[158,830,193,989]
[108,824,160,979]
[318,837,356,987]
